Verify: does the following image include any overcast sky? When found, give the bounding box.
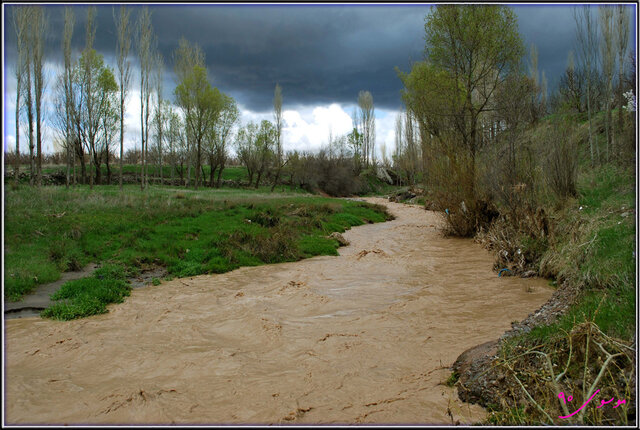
[2,3,637,157]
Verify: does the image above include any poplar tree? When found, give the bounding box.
[12,6,30,185]
[114,5,132,190]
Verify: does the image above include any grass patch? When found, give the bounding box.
[41,264,131,320]
[6,185,392,318]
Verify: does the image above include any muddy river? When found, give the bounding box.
[4,198,553,424]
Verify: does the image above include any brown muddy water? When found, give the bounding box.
[4,198,553,425]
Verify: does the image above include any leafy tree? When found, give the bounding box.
[423,4,524,175]
[255,120,276,188]
[236,122,260,186]
[174,65,223,189]
[71,48,118,188]
[205,93,238,188]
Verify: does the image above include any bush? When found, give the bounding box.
[542,121,579,199]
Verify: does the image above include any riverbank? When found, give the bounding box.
[4,185,390,318]
[4,198,552,424]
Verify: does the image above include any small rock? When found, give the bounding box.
[328,232,349,246]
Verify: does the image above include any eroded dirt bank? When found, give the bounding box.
[4,198,553,425]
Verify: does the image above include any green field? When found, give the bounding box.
[4,185,392,319]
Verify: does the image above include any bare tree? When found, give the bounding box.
[574,5,600,165]
[83,6,97,188]
[271,83,284,191]
[154,51,165,185]
[599,5,615,161]
[114,5,132,190]
[62,7,75,188]
[615,5,630,138]
[29,6,47,187]
[358,90,375,168]
[12,6,30,185]
[137,7,155,190]
[21,7,35,186]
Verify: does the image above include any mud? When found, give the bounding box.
[4,198,553,425]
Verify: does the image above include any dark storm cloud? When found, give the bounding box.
[3,4,636,111]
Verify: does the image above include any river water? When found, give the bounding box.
[4,198,553,424]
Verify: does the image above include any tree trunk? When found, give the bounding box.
[14,75,21,186]
[106,150,112,185]
[120,100,124,191]
[195,140,201,190]
[35,83,42,187]
[216,165,224,188]
[209,158,217,188]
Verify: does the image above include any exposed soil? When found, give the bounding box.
[4,198,553,425]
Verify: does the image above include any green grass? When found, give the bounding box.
[4,185,392,318]
[505,163,635,345]
[41,264,132,320]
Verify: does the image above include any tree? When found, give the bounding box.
[174,65,223,190]
[599,5,615,161]
[114,5,132,190]
[74,48,118,188]
[422,4,524,194]
[29,6,47,187]
[153,51,165,185]
[574,5,600,166]
[236,122,260,186]
[211,93,239,188]
[615,5,630,137]
[271,83,284,191]
[12,6,30,185]
[357,90,375,168]
[20,7,35,186]
[62,7,75,188]
[255,120,276,188]
[137,7,155,190]
[557,51,586,113]
[173,37,205,188]
[166,107,183,185]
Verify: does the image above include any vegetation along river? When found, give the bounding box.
[5,198,553,424]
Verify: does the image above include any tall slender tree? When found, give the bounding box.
[574,5,600,165]
[62,7,75,189]
[84,6,97,188]
[31,6,47,187]
[137,7,154,190]
[22,7,35,186]
[615,5,630,138]
[172,38,205,187]
[12,6,30,186]
[154,51,165,185]
[357,90,375,168]
[599,5,615,161]
[114,5,132,190]
[271,83,284,191]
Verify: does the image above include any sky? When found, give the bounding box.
[2,2,637,158]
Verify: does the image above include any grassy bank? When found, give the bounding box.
[4,185,392,319]
[476,113,636,425]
